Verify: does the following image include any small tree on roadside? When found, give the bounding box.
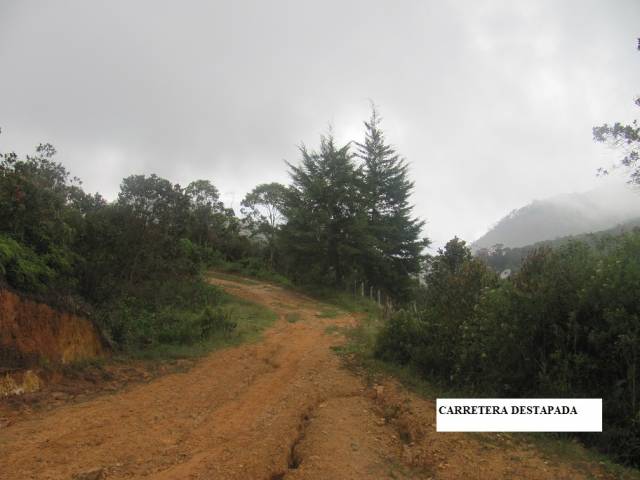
[241,182,287,266]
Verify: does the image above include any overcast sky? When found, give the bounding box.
[1,0,638,248]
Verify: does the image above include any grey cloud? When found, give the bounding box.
[1,0,638,247]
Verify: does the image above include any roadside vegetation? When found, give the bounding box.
[333,238,640,478]
[335,318,640,480]
[371,234,640,466]
[96,278,276,359]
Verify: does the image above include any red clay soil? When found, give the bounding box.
[0,288,103,367]
[0,277,625,479]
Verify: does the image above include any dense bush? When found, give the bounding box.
[96,278,236,349]
[375,234,640,465]
[0,235,54,292]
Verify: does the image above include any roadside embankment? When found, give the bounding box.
[0,288,104,396]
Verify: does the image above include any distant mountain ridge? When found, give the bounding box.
[472,183,640,250]
[476,216,640,273]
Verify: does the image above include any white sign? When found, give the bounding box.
[436,398,602,432]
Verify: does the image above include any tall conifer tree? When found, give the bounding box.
[355,107,428,298]
[280,134,366,286]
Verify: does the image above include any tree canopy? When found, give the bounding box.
[593,41,640,184]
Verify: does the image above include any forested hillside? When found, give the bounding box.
[476,216,640,272]
[472,185,640,250]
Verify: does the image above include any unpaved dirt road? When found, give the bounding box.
[0,277,624,479]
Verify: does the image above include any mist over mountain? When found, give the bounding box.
[472,182,640,249]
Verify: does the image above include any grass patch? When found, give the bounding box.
[96,277,277,361]
[214,295,277,345]
[303,288,380,315]
[286,312,301,323]
[324,325,341,335]
[316,308,341,318]
[271,301,295,310]
[128,294,277,360]
[519,434,640,480]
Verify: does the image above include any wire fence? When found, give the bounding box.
[349,280,395,318]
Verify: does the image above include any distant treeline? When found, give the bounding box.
[376,235,640,465]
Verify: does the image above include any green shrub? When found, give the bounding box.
[199,306,237,337]
[0,235,55,292]
[374,310,419,365]
[96,278,230,349]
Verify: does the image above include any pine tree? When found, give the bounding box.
[280,134,366,286]
[355,107,429,298]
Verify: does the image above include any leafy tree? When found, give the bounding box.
[0,143,81,253]
[0,235,55,292]
[0,142,89,293]
[0,137,254,358]
[117,174,189,235]
[355,107,428,298]
[240,182,287,266]
[434,236,472,274]
[185,179,223,211]
[376,236,497,379]
[184,179,227,247]
[114,174,190,283]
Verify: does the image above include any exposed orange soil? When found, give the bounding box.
[0,288,103,368]
[0,277,624,479]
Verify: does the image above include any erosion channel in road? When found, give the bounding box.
[0,275,625,479]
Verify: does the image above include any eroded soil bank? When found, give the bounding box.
[0,277,627,479]
[1,288,105,398]
[0,288,104,368]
